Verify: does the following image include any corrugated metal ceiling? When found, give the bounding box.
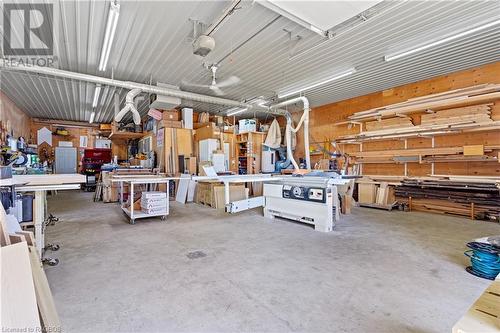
[1,0,499,122]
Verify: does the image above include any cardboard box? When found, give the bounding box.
[159,120,182,129]
[238,119,257,133]
[162,110,179,121]
[182,108,193,129]
[213,185,246,210]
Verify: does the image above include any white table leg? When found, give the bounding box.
[33,190,45,254]
[224,182,230,212]
[130,183,134,224]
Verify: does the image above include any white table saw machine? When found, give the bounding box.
[263,175,350,232]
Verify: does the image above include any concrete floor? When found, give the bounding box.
[44,190,498,333]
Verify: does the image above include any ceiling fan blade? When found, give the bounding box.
[214,76,241,88]
[209,86,225,96]
[181,81,211,89]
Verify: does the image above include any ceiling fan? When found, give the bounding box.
[182,65,241,96]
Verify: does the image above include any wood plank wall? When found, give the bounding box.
[294,61,500,176]
[30,120,99,164]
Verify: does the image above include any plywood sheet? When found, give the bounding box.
[1,243,41,331]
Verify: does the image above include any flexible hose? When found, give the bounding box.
[464,242,500,280]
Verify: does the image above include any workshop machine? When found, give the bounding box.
[81,148,112,191]
[263,173,351,232]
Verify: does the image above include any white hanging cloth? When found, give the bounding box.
[264,118,281,149]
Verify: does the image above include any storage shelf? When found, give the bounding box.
[121,206,166,219]
[109,131,144,139]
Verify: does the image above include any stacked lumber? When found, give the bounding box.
[365,117,414,131]
[350,145,500,164]
[395,178,500,221]
[347,84,500,121]
[420,104,493,126]
[336,118,500,143]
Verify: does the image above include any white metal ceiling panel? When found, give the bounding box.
[0,0,499,122]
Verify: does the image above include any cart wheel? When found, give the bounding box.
[43,258,59,266]
[161,216,166,221]
[130,219,136,225]
[46,244,60,251]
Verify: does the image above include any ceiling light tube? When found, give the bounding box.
[92,85,101,108]
[227,107,248,116]
[278,68,356,99]
[89,111,96,124]
[385,18,500,62]
[98,1,120,71]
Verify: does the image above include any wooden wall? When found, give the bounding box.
[30,119,99,164]
[294,61,500,177]
[0,91,31,139]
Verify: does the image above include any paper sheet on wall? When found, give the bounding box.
[37,127,52,146]
[79,136,88,148]
[156,128,164,147]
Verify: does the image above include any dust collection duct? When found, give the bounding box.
[114,88,142,125]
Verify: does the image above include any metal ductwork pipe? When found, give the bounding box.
[115,88,142,125]
[270,96,311,170]
[0,63,253,109]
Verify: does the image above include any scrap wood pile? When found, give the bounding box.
[335,84,500,143]
[395,177,500,221]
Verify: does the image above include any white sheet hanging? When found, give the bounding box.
[264,118,281,149]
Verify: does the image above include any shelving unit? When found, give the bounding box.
[108,122,144,140]
[236,132,265,174]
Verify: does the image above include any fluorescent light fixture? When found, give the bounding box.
[89,111,96,124]
[92,85,101,108]
[385,18,500,62]
[247,96,268,107]
[98,1,120,71]
[227,108,248,116]
[278,68,356,98]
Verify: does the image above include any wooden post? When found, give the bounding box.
[408,196,412,211]
[470,202,475,220]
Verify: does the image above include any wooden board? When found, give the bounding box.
[358,183,378,204]
[452,279,500,333]
[12,174,86,186]
[463,145,484,156]
[1,242,41,331]
[175,174,191,204]
[213,185,246,210]
[28,246,61,331]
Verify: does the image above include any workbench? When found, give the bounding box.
[111,176,177,224]
[0,174,85,257]
[193,174,281,213]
